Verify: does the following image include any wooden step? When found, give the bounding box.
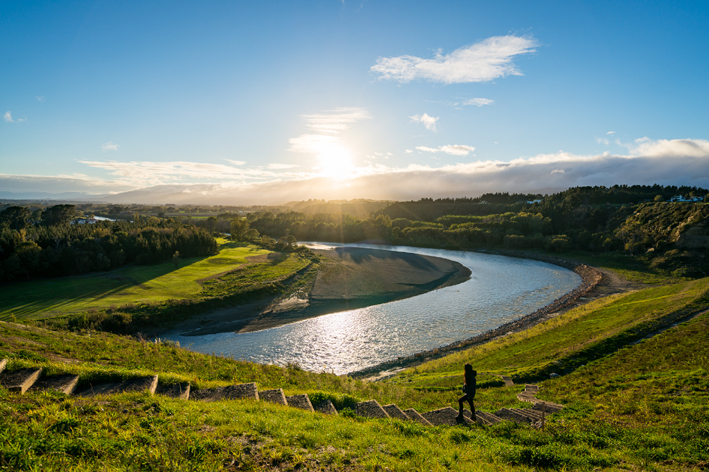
[494,408,538,426]
[156,382,191,400]
[403,408,433,426]
[286,394,314,412]
[422,407,473,426]
[78,375,158,397]
[525,384,539,393]
[510,408,543,421]
[462,409,489,425]
[0,359,6,374]
[260,388,287,405]
[190,382,258,402]
[382,404,410,421]
[355,400,389,419]
[500,375,514,387]
[475,411,503,425]
[532,401,564,413]
[30,374,79,395]
[313,399,338,415]
[0,367,43,393]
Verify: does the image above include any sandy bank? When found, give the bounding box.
[169,247,471,336]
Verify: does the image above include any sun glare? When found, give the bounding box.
[315,144,356,180]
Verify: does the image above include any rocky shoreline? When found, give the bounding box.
[349,258,603,380]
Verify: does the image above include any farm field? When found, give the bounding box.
[0,240,271,321]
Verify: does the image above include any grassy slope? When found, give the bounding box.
[0,239,271,320]
[1,272,709,470]
[396,278,709,388]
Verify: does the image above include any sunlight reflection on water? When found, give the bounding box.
[166,244,581,374]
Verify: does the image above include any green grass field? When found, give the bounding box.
[1,265,708,470]
[0,239,271,321]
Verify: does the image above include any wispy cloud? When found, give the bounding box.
[101,142,120,151]
[371,35,537,84]
[462,98,494,107]
[410,113,439,132]
[596,137,610,145]
[301,107,371,134]
[607,131,616,135]
[416,144,476,156]
[6,138,709,204]
[4,111,26,122]
[36,96,45,102]
[79,160,309,186]
[267,163,299,169]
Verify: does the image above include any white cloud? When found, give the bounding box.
[36,96,45,102]
[267,163,299,169]
[102,142,120,151]
[416,144,476,156]
[462,98,494,107]
[6,137,709,205]
[405,149,413,153]
[4,111,14,122]
[225,159,246,166]
[301,107,371,134]
[79,160,309,186]
[371,35,537,84]
[607,131,616,135]
[596,137,610,145]
[410,113,439,132]
[630,138,709,158]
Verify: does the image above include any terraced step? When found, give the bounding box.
[494,408,540,427]
[260,388,287,405]
[0,367,42,393]
[355,400,389,419]
[30,374,79,395]
[190,382,258,402]
[422,407,474,426]
[500,375,514,387]
[286,394,314,412]
[156,382,191,400]
[474,411,503,425]
[313,399,338,415]
[532,401,564,413]
[509,408,543,421]
[403,408,433,426]
[524,384,539,393]
[0,359,6,374]
[78,375,159,397]
[382,404,410,421]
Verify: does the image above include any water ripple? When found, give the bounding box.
[166,244,581,374]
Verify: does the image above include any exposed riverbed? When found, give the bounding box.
[164,244,582,374]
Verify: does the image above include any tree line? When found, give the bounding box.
[0,205,217,282]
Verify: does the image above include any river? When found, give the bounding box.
[164,243,581,375]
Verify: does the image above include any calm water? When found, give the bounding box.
[165,244,581,374]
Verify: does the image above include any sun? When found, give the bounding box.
[315,144,356,180]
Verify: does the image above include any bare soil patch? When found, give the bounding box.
[166,247,470,336]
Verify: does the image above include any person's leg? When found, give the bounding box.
[457,394,467,418]
[468,397,476,422]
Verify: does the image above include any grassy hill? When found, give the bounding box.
[1,274,708,470]
[0,239,273,320]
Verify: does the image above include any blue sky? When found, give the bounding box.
[1,1,708,203]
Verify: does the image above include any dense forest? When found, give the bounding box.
[0,204,217,282]
[243,185,709,277]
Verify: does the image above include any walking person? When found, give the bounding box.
[456,364,477,423]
